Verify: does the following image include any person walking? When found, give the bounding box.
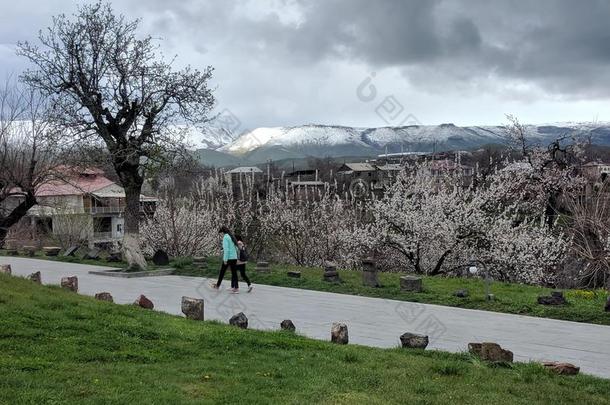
[211,226,239,293]
[235,235,253,293]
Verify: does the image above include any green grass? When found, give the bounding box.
[4,250,609,326]
[173,256,610,326]
[1,274,609,404]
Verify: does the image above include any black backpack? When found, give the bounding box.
[239,244,249,262]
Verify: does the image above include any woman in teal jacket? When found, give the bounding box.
[212,226,239,292]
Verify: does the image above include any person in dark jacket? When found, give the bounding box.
[235,235,253,293]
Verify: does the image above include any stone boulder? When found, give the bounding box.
[362,258,380,287]
[60,276,78,292]
[287,271,301,278]
[95,292,114,302]
[28,271,41,284]
[181,296,204,320]
[454,289,469,298]
[0,264,11,275]
[23,246,36,257]
[4,239,17,249]
[331,322,348,344]
[255,261,270,273]
[400,332,429,349]
[537,291,567,306]
[152,249,170,266]
[542,361,580,375]
[400,276,423,292]
[106,251,122,263]
[280,319,296,332]
[43,246,61,257]
[229,312,248,329]
[83,248,101,260]
[323,262,340,283]
[134,294,154,309]
[468,342,513,363]
[63,245,79,257]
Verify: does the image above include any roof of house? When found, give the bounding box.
[377,152,430,158]
[338,163,376,172]
[376,164,403,171]
[288,181,325,186]
[35,173,115,197]
[286,169,317,177]
[226,166,263,174]
[28,167,155,201]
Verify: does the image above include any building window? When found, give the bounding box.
[117,223,123,233]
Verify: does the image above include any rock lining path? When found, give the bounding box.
[2,257,610,378]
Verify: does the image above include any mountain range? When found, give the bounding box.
[192,122,610,167]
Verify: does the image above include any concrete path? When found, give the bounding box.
[3,257,610,379]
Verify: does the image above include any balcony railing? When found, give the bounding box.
[89,205,154,214]
[92,231,115,240]
[90,206,125,214]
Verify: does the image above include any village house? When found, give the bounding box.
[579,161,610,199]
[336,162,402,197]
[284,169,327,200]
[5,167,156,248]
[582,161,610,182]
[224,166,265,198]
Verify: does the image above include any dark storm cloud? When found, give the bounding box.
[285,0,482,64]
[276,0,610,98]
[2,0,610,128]
[120,0,610,99]
[5,0,610,97]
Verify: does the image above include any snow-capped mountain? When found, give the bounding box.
[184,126,237,150]
[218,122,610,159]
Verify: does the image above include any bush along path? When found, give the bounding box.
[2,273,610,404]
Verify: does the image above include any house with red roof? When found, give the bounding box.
[7,167,156,247]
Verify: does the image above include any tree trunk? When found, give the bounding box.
[0,192,37,248]
[117,165,148,271]
[545,192,561,229]
[428,249,452,276]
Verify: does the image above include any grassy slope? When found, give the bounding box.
[4,251,609,326]
[1,274,610,405]
[173,257,610,326]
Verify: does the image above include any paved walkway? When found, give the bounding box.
[3,257,610,379]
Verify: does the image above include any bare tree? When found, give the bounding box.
[0,80,61,246]
[505,115,585,228]
[563,182,610,288]
[17,2,215,269]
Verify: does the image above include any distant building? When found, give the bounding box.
[337,162,401,198]
[426,159,474,177]
[582,161,610,182]
[6,167,156,247]
[225,166,264,175]
[283,169,327,200]
[224,166,264,197]
[377,151,430,165]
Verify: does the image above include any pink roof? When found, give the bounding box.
[35,170,116,197]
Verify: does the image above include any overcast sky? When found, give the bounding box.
[1,0,610,132]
